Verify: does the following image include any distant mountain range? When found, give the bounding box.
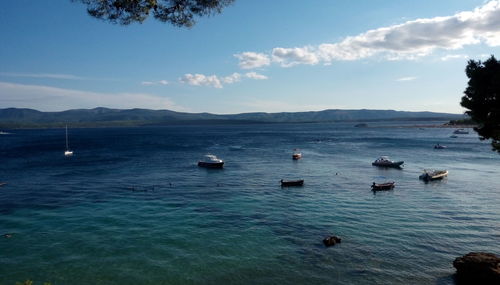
[0,107,465,128]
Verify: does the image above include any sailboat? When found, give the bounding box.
[64,125,73,157]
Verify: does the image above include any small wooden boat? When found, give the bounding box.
[354,123,368,128]
[372,156,404,168]
[292,149,302,160]
[371,182,395,191]
[419,170,448,181]
[281,179,304,187]
[198,154,224,168]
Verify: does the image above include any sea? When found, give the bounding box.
[0,122,499,285]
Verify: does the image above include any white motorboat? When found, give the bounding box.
[198,154,224,168]
[372,156,404,168]
[453,128,469,134]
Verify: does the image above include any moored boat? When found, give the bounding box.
[354,123,368,128]
[64,125,73,157]
[198,154,224,168]
[419,169,448,181]
[434,144,447,149]
[292,149,302,160]
[453,128,469,134]
[281,179,304,187]
[371,181,395,191]
[372,156,404,168]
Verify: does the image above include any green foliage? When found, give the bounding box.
[15,281,32,285]
[15,281,51,285]
[461,55,500,152]
[446,118,476,125]
[73,0,235,27]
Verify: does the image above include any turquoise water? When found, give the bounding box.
[1,123,499,284]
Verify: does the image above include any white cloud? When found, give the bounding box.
[440,54,469,61]
[221,73,242,84]
[272,47,320,67]
[179,73,223,88]
[396,76,417,81]
[0,81,185,111]
[239,1,500,68]
[245,72,268,80]
[141,80,169,86]
[180,72,268,88]
[234,52,271,69]
[0,72,86,80]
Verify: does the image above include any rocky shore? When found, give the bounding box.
[453,252,500,284]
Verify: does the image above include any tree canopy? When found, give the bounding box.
[461,55,500,152]
[74,0,235,27]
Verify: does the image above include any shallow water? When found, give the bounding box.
[1,122,499,284]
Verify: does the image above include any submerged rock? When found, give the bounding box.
[453,252,500,284]
[323,236,341,247]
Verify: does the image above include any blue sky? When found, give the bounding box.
[1,0,499,114]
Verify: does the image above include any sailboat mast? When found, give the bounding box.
[65,125,69,150]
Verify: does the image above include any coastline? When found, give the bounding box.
[371,123,477,129]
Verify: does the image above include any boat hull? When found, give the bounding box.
[372,161,404,168]
[198,161,224,168]
[371,182,395,191]
[419,170,448,181]
[281,179,304,187]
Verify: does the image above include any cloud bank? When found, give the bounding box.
[234,52,271,69]
[236,1,500,68]
[141,80,169,86]
[180,72,268,88]
[0,81,183,111]
[440,54,469,61]
[0,72,86,80]
[397,76,417,82]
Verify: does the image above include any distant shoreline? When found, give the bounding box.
[0,122,476,130]
[0,107,465,129]
[385,124,477,129]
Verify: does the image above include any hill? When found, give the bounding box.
[0,107,464,128]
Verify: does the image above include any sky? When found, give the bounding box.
[1,0,500,114]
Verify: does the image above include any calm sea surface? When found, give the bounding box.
[1,122,499,284]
